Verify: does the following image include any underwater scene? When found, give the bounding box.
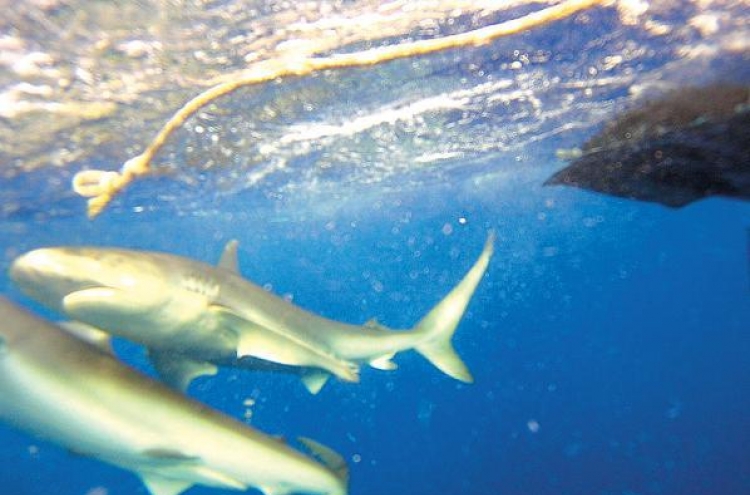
[0,1,749,494]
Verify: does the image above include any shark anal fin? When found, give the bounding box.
[148,350,218,392]
[298,437,349,484]
[301,370,331,394]
[140,474,193,495]
[218,240,240,273]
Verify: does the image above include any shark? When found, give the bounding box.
[10,233,494,394]
[0,296,347,495]
[545,84,750,207]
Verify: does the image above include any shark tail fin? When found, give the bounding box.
[413,231,495,383]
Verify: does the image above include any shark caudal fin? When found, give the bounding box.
[413,231,494,383]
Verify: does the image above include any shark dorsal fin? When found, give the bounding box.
[298,437,348,483]
[218,240,240,273]
[140,473,193,495]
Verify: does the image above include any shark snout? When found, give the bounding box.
[11,249,72,284]
[10,248,97,308]
[10,249,56,285]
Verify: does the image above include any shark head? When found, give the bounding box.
[12,247,151,309]
[10,247,174,330]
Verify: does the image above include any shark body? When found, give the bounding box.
[545,84,750,207]
[10,234,494,393]
[0,296,346,495]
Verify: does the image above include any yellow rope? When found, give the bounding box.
[73,0,609,218]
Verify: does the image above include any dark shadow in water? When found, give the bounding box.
[545,84,750,207]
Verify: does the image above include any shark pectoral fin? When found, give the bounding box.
[301,370,331,394]
[211,306,360,383]
[209,306,296,363]
[148,350,218,392]
[140,474,194,495]
[234,330,305,364]
[369,354,398,371]
[238,331,360,384]
[57,321,114,354]
[218,240,241,273]
[63,287,158,320]
[230,322,360,383]
[298,437,349,484]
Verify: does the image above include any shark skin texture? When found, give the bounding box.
[0,297,347,495]
[10,233,494,394]
[546,84,750,207]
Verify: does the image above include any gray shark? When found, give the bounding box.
[0,296,347,495]
[545,84,750,207]
[10,233,494,394]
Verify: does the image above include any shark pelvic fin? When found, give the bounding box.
[218,240,240,273]
[299,437,349,483]
[140,474,193,495]
[148,350,218,392]
[413,231,495,384]
[301,370,331,394]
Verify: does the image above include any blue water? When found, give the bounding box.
[1,3,750,495]
[1,174,749,495]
